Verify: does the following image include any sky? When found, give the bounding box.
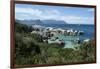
[15,4,95,24]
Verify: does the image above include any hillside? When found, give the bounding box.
[15,19,68,26]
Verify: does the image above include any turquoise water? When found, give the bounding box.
[55,35,77,41]
[64,41,79,49]
[53,34,80,49]
[43,24,94,41]
[44,24,94,49]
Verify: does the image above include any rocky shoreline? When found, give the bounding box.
[31,25,90,48]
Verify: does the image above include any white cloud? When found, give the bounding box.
[15,7,42,16]
[88,8,94,12]
[15,7,60,20]
[15,7,94,24]
[15,7,34,14]
[45,10,60,15]
[61,15,94,24]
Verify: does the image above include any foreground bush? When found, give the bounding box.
[15,21,95,65]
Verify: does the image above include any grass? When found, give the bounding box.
[15,21,95,65]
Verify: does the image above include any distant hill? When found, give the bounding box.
[16,19,43,25]
[15,19,68,26]
[42,20,67,24]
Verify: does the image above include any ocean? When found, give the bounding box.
[43,24,95,41]
[34,24,95,48]
[43,24,95,48]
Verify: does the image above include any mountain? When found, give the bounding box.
[15,19,68,26]
[42,20,67,24]
[16,19,43,25]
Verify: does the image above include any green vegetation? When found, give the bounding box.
[15,22,95,66]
